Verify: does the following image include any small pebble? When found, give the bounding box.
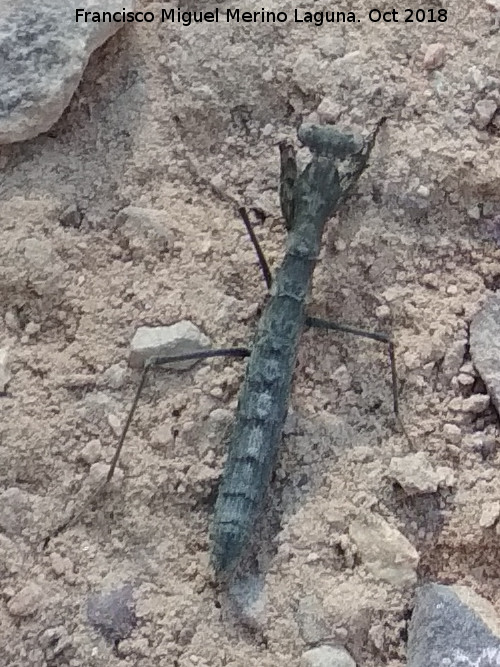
[448,397,464,412]
[316,97,342,123]
[49,552,73,577]
[4,311,20,330]
[388,452,446,495]
[261,123,274,137]
[479,502,500,528]
[87,462,110,488]
[78,439,103,465]
[467,205,481,221]
[422,43,446,70]
[129,321,211,370]
[459,362,475,375]
[457,373,474,387]
[443,423,462,444]
[0,347,11,392]
[462,394,490,414]
[7,582,43,617]
[107,414,122,437]
[25,322,40,336]
[421,272,439,289]
[375,304,391,319]
[473,99,498,130]
[102,363,127,390]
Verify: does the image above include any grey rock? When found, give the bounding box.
[470,294,500,413]
[129,320,211,370]
[87,584,136,642]
[301,645,356,667]
[408,584,500,667]
[0,0,136,144]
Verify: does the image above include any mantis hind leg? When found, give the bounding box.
[107,347,251,483]
[305,315,399,416]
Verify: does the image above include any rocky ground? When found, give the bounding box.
[2,0,500,665]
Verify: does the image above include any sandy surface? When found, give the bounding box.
[2,1,500,665]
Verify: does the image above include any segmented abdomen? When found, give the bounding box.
[211,276,307,576]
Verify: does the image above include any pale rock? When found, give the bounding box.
[467,204,482,220]
[78,439,103,465]
[461,394,490,414]
[457,373,475,386]
[388,452,450,495]
[107,413,122,437]
[422,43,446,70]
[7,582,43,616]
[129,321,211,369]
[0,347,11,392]
[479,502,500,528]
[87,462,110,488]
[448,397,464,412]
[301,645,356,667]
[375,304,391,320]
[102,363,127,389]
[349,512,419,586]
[0,0,137,143]
[473,99,498,130]
[316,98,342,124]
[442,423,461,444]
